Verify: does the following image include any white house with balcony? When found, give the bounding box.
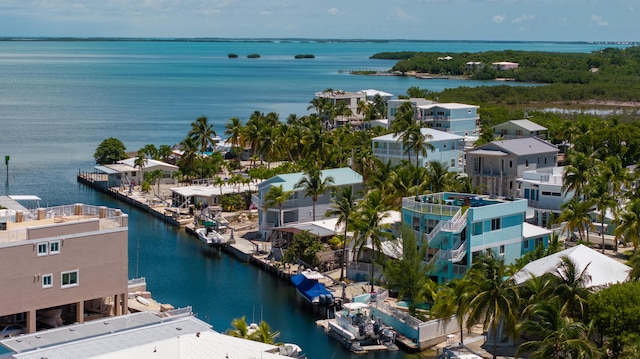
[415,103,480,136]
[517,166,573,227]
[371,128,465,172]
[402,192,550,283]
[252,167,364,239]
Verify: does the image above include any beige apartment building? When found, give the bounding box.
[0,201,129,334]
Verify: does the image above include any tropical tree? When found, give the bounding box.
[224,117,244,159]
[465,254,519,359]
[189,115,217,153]
[145,169,165,197]
[158,144,173,162]
[282,230,323,268]
[352,189,392,292]
[516,299,600,359]
[588,170,618,253]
[226,316,251,339]
[384,225,433,316]
[94,137,127,165]
[134,149,147,174]
[401,123,434,168]
[251,320,281,344]
[294,168,335,221]
[562,151,592,199]
[615,198,640,251]
[325,186,356,281]
[426,160,459,193]
[558,198,594,243]
[177,137,200,179]
[431,278,474,345]
[550,256,592,319]
[264,184,293,227]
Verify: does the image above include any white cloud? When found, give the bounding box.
[394,7,414,21]
[259,10,273,16]
[590,15,608,27]
[492,14,505,23]
[512,13,534,24]
[327,7,338,16]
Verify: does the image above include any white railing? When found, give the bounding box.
[425,209,468,245]
[437,240,467,263]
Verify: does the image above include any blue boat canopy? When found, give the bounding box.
[291,273,334,303]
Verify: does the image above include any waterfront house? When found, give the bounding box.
[466,137,559,198]
[517,166,574,227]
[372,128,465,172]
[0,198,129,334]
[415,103,480,137]
[492,119,548,140]
[402,192,550,283]
[94,158,179,189]
[464,61,484,71]
[387,98,435,125]
[252,167,364,239]
[387,99,480,137]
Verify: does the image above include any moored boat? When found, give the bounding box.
[290,269,334,306]
[195,226,228,248]
[326,302,398,353]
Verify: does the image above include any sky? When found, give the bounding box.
[0,0,637,42]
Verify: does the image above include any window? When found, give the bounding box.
[37,243,48,256]
[525,159,529,167]
[61,270,79,288]
[509,160,513,168]
[524,240,530,249]
[49,240,60,255]
[499,245,505,255]
[450,159,455,168]
[473,222,483,235]
[42,274,53,288]
[541,191,552,196]
[491,218,501,231]
[473,158,480,172]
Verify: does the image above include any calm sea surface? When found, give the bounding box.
[0,40,629,358]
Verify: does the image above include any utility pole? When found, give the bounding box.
[5,155,9,181]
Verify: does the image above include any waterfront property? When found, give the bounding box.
[387,99,480,137]
[492,119,548,140]
[466,137,559,198]
[0,199,129,334]
[0,311,301,359]
[372,128,465,172]
[94,157,179,189]
[517,166,573,227]
[402,192,550,283]
[252,167,364,239]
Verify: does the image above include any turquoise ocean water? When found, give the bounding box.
[0,40,629,358]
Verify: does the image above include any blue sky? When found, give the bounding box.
[0,0,636,42]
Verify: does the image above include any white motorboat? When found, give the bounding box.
[195,227,228,247]
[326,302,398,353]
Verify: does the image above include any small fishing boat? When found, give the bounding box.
[195,226,228,248]
[290,269,334,306]
[326,302,398,353]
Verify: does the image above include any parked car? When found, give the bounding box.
[0,324,25,338]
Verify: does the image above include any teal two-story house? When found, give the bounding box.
[402,192,550,283]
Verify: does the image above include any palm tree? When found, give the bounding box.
[426,160,459,193]
[294,168,335,221]
[188,115,217,153]
[226,316,251,339]
[431,278,473,345]
[402,125,435,168]
[615,198,640,251]
[224,117,244,158]
[352,189,392,292]
[465,254,519,359]
[558,198,594,243]
[264,184,293,227]
[516,299,600,359]
[251,320,280,344]
[158,144,173,163]
[588,171,618,253]
[550,256,592,319]
[562,151,592,199]
[325,186,356,281]
[177,137,199,180]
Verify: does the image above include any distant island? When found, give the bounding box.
[294,54,315,59]
[247,53,260,59]
[227,53,238,58]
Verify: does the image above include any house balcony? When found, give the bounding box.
[373,148,403,157]
[402,197,460,217]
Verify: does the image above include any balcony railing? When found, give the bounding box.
[402,198,460,217]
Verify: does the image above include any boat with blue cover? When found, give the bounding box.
[290,269,334,306]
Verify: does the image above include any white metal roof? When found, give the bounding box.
[522,222,552,239]
[373,128,464,142]
[512,244,630,287]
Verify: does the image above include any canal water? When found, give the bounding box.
[1,39,624,358]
